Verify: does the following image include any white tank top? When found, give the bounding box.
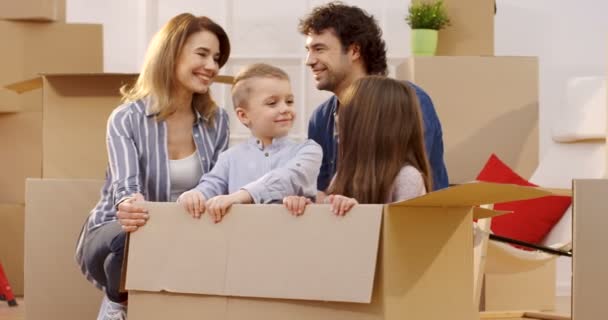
[169,152,203,201]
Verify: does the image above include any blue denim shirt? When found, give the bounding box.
[308,82,449,192]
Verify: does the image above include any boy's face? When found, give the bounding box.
[236,77,296,143]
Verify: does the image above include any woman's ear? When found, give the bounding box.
[235,107,250,128]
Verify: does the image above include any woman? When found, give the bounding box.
[75,13,230,320]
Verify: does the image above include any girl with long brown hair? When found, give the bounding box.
[284,76,432,215]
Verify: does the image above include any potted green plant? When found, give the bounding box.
[406,0,451,56]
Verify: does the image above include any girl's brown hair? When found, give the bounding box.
[327,76,432,203]
[121,13,230,124]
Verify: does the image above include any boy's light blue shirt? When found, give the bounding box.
[195,136,322,203]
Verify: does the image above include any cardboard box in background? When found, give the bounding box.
[0,204,25,296]
[125,183,568,320]
[0,0,66,22]
[437,0,494,56]
[0,89,21,112]
[6,74,137,181]
[483,259,556,311]
[397,56,539,184]
[25,178,104,320]
[0,20,103,111]
[572,179,608,320]
[0,111,42,204]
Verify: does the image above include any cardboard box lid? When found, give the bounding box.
[391,181,571,208]
[126,203,383,304]
[5,74,235,93]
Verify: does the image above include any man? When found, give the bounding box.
[300,2,449,200]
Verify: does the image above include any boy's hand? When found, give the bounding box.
[282,196,312,216]
[177,190,206,219]
[327,194,358,216]
[206,195,237,223]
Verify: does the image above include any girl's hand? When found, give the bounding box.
[327,194,358,216]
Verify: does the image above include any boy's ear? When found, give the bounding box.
[235,106,250,128]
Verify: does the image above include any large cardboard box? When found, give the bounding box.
[437,0,494,56]
[572,179,608,320]
[396,57,539,184]
[7,74,137,181]
[125,182,568,320]
[0,203,25,296]
[25,178,104,320]
[0,0,65,21]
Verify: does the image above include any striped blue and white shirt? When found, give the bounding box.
[75,98,228,291]
[76,97,229,242]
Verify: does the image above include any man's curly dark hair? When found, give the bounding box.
[298,2,387,76]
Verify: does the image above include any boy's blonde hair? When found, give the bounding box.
[231,63,290,109]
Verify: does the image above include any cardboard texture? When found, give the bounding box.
[437,0,494,56]
[484,260,556,311]
[397,57,539,184]
[0,88,20,113]
[25,178,104,320]
[0,111,42,203]
[572,179,608,320]
[126,182,567,320]
[0,20,102,111]
[5,74,137,180]
[0,204,25,296]
[0,0,66,21]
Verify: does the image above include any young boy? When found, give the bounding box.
[178,63,322,222]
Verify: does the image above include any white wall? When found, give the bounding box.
[67,0,608,297]
[495,0,608,297]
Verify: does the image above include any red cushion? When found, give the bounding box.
[476,154,572,246]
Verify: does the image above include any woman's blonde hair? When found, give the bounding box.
[327,76,432,203]
[121,13,230,123]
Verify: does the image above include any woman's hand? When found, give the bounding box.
[116,193,148,232]
[327,194,358,216]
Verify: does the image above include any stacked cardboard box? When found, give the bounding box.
[399,0,549,312]
[0,0,103,297]
[396,56,539,185]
